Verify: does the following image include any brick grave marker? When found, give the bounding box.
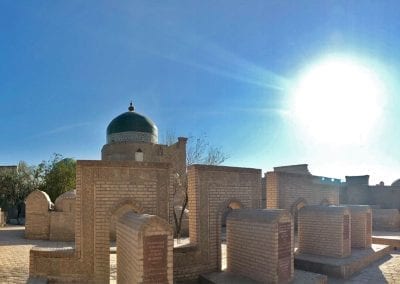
[347,205,372,249]
[226,209,293,283]
[298,205,351,258]
[117,212,173,284]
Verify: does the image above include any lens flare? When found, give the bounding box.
[291,56,386,145]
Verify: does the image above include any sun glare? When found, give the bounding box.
[291,56,386,145]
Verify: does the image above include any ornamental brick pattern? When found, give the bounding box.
[298,206,351,258]
[107,131,157,144]
[347,205,372,248]
[226,209,293,284]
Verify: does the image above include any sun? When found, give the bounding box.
[290,56,385,145]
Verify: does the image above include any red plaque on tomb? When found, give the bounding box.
[343,215,350,240]
[143,235,168,283]
[278,222,291,281]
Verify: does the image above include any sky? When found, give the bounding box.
[1,1,399,184]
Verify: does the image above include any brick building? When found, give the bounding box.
[101,102,187,175]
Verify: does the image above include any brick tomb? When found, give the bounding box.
[298,205,351,258]
[117,212,173,284]
[295,205,392,279]
[347,205,372,249]
[226,209,293,283]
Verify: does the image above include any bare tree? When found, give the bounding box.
[166,133,229,237]
[186,134,229,166]
[202,146,228,166]
[163,130,177,147]
[172,173,188,238]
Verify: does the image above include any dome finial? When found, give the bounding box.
[128,101,134,112]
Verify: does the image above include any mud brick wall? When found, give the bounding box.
[226,209,293,284]
[298,206,351,258]
[117,212,173,284]
[347,205,372,248]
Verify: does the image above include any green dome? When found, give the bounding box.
[106,112,157,135]
[106,103,158,144]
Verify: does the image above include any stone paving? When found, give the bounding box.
[0,225,73,284]
[1,225,400,283]
[328,250,400,284]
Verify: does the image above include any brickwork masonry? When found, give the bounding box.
[117,212,173,284]
[226,209,294,284]
[298,206,351,258]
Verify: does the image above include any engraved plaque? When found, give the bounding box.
[278,222,291,280]
[143,235,168,283]
[343,215,350,240]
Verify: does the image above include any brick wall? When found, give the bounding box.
[226,209,293,283]
[372,209,400,231]
[298,206,351,258]
[266,172,278,208]
[49,191,76,241]
[347,205,372,248]
[174,165,261,282]
[101,137,187,176]
[342,178,400,209]
[266,171,340,212]
[25,190,76,241]
[368,186,400,209]
[101,142,168,163]
[341,184,370,205]
[49,212,75,241]
[29,247,84,282]
[30,160,174,283]
[117,212,173,284]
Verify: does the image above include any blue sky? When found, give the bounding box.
[1,1,399,184]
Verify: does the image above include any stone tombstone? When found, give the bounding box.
[25,190,53,239]
[298,205,351,258]
[226,209,293,284]
[117,212,173,284]
[347,205,372,248]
